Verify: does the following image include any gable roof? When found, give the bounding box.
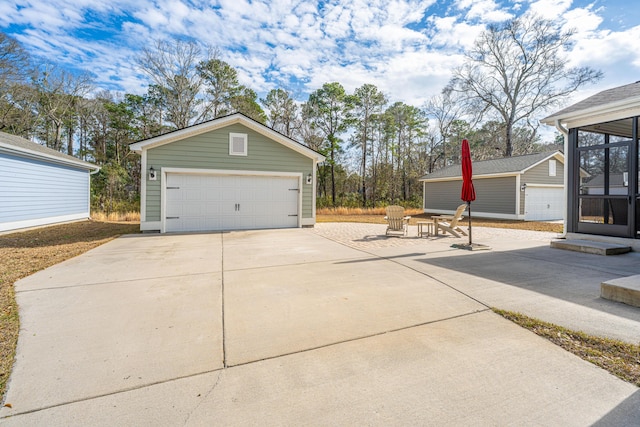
[420,151,563,181]
[541,82,640,129]
[129,112,325,162]
[0,131,99,171]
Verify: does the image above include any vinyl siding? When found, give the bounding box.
[522,159,565,185]
[424,176,517,215]
[0,152,89,224]
[145,123,314,222]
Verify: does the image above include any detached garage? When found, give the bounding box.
[420,151,565,220]
[129,113,325,233]
[0,131,99,232]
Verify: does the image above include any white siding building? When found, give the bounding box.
[0,132,99,232]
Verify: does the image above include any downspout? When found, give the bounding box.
[555,119,569,238]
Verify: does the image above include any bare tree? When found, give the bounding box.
[32,63,93,152]
[449,14,602,156]
[423,89,474,170]
[0,32,34,134]
[137,38,207,129]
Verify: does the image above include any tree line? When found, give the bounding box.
[0,14,600,210]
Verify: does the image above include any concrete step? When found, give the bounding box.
[601,275,640,308]
[550,239,632,256]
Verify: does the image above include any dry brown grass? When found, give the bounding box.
[495,309,640,387]
[0,220,139,400]
[91,211,140,222]
[317,210,564,233]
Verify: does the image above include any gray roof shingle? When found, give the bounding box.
[0,131,98,170]
[542,81,640,122]
[420,151,561,180]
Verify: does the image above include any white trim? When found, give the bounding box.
[160,168,303,233]
[129,113,325,162]
[140,221,161,232]
[301,218,315,226]
[548,159,557,177]
[423,208,523,220]
[420,151,565,183]
[0,212,90,233]
[0,142,99,171]
[520,152,564,174]
[140,149,147,223]
[229,132,248,156]
[516,174,521,216]
[524,183,564,188]
[542,96,640,127]
[421,172,519,182]
[312,161,318,222]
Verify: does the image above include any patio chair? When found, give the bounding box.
[384,205,410,236]
[432,204,468,238]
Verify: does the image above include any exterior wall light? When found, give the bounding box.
[520,183,527,191]
[149,166,157,181]
[306,173,313,185]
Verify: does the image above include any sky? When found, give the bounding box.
[1,0,640,132]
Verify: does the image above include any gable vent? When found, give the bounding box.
[229,132,248,156]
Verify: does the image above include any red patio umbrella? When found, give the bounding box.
[460,139,475,246]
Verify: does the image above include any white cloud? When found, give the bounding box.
[455,0,513,23]
[1,0,639,114]
[527,0,572,20]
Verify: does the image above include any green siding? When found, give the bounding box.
[425,176,517,215]
[145,124,314,222]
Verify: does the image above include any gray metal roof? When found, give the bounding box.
[420,151,561,180]
[542,81,640,122]
[0,131,99,170]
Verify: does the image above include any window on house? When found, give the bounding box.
[229,133,248,156]
[549,159,557,177]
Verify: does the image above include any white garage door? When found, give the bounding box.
[524,187,564,221]
[165,173,300,232]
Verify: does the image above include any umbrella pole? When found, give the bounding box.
[468,201,472,246]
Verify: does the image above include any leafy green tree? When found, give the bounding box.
[261,88,298,137]
[305,82,353,206]
[197,57,240,118]
[350,84,387,206]
[230,86,266,123]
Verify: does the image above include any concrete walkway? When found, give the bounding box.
[1,225,639,425]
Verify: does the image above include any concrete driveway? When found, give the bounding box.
[1,226,639,425]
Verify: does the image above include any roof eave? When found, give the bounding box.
[520,151,564,174]
[542,95,640,127]
[0,142,99,171]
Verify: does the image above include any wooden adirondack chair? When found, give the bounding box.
[384,205,410,236]
[433,204,468,238]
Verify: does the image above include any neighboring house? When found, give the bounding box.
[0,131,99,233]
[582,173,628,196]
[420,151,565,221]
[129,113,325,233]
[542,81,640,247]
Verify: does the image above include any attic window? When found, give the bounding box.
[229,133,248,156]
[549,159,557,177]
